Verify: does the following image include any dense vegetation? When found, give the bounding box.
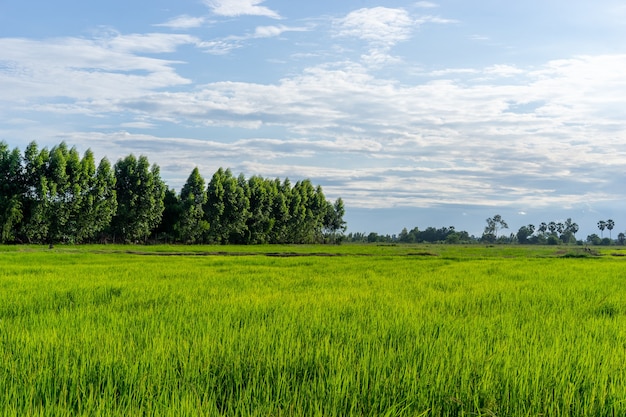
[0,141,345,244]
[1,244,626,416]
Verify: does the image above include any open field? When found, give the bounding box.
[1,244,626,416]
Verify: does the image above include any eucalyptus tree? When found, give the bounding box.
[245,175,276,244]
[66,150,117,243]
[269,178,291,243]
[21,142,51,243]
[0,142,25,242]
[111,155,165,243]
[323,197,347,243]
[176,167,209,243]
[204,168,250,244]
[484,214,508,240]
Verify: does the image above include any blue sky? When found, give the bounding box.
[1,0,625,238]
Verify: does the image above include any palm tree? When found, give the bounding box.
[548,221,557,235]
[538,222,548,234]
[597,220,607,238]
[606,219,615,240]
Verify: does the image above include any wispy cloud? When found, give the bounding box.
[415,1,439,8]
[204,0,281,19]
[334,7,455,66]
[0,35,194,101]
[154,15,208,29]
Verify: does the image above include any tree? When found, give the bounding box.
[587,234,602,246]
[323,197,347,243]
[484,214,508,240]
[21,142,51,243]
[561,218,579,244]
[606,219,615,240]
[111,155,165,243]
[597,220,607,238]
[74,154,117,242]
[548,221,557,235]
[0,142,25,243]
[618,232,626,245]
[176,167,209,243]
[204,168,250,244]
[516,224,535,244]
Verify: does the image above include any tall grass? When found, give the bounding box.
[0,247,625,416]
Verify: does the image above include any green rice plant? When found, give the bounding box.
[0,246,625,416]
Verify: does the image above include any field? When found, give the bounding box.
[1,244,626,416]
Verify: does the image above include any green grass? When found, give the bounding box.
[1,245,626,416]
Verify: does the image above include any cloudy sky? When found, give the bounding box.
[1,0,625,238]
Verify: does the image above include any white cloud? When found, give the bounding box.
[0,35,193,101]
[335,7,414,47]
[205,0,280,19]
[253,25,308,38]
[155,15,208,29]
[415,1,438,8]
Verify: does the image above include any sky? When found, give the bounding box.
[1,0,625,238]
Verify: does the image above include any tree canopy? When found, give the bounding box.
[0,141,346,245]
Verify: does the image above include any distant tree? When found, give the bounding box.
[538,222,548,234]
[618,232,626,245]
[484,214,508,241]
[606,219,615,240]
[587,234,602,246]
[597,220,607,238]
[548,221,557,235]
[367,232,379,243]
[323,197,347,243]
[560,218,579,244]
[516,224,535,244]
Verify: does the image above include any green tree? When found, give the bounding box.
[75,155,117,242]
[597,220,607,238]
[111,155,165,243]
[155,188,182,243]
[21,142,51,243]
[560,218,579,244]
[516,224,535,244]
[484,214,508,241]
[323,197,347,243]
[176,167,209,243]
[204,168,250,244]
[245,176,275,244]
[0,143,25,243]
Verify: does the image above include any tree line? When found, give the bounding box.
[347,215,625,246]
[0,141,346,244]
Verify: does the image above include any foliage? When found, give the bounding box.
[0,141,343,245]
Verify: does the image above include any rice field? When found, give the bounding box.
[1,244,626,416]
